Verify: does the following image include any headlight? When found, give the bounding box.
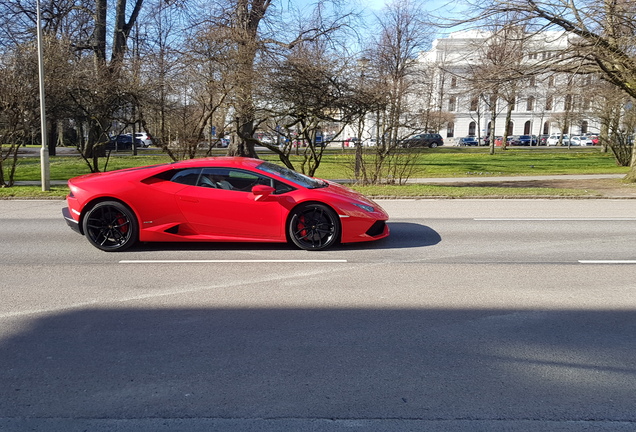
[353,202,374,212]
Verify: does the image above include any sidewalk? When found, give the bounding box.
[407,173,624,183]
[333,173,625,184]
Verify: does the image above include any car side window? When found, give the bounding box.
[169,168,202,186]
[197,168,236,190]
[195,167,295,194]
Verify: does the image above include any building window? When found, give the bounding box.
[451,76,457,88]
[470,96,478,111]
[529,76,536,87]
[524,120,531,135]
[564,94,573,111]
[506,121,514,136]
[548,76,555,87]
[543,122,549,135]
[545,95,553,111]
[449,96,457,112]
[581,121,588,134]
[469,121,476,136]
[447,122,455,138]
[526,96,535,111]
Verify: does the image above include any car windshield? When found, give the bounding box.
[257,161,327,189]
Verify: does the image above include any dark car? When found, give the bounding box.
[517,135,538,146]
[106,135,143,150]
[506,135,536,146]
[458,136,479,146]
[401,133,444,148]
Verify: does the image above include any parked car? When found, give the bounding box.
[505,135,537,145]
[586,135,599,145]
[506,135,518,145]
[363,138,377,147]
[106,135,143,150]
[62,157,390,251]
[127,132,153,147]
[539,134,550,145]
[343,137,359,147]
[400,133,444,148]
[546,134,570,146]
[458,136,479,146]
[570,136,594,146]
[519,135,539,146]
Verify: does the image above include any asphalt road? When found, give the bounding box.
[1,199,636,431]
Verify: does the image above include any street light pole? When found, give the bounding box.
[36,0,50,191]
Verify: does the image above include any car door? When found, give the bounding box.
[175,167,284,239]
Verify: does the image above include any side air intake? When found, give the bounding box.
[365,221,386,237]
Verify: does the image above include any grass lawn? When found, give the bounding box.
[1,146,630,199]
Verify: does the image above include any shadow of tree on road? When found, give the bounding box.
[1,308,634,421]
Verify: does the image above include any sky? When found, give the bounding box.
[283,0,467,47]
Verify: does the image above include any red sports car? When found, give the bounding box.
[63,157,389,251]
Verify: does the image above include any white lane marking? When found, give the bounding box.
[579,260,636,264]
[0,264,361,319]
[475,218,636,221]
[119,259,348,264]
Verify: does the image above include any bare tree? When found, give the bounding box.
[464,0,636,176]
[463,23,527,153]
[0,44,39,186]
[189,0,354,159]
[262,38,356,176]
[354,0,432,184]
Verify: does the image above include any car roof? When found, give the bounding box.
[68,157,268,186]
[169,157,263,170]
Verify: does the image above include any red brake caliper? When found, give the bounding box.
[296,215,307,237]
[117,214,129,233]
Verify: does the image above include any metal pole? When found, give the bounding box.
[36,0,50,191]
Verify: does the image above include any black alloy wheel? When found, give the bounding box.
[288,203,340,251]
[82,201,138,251]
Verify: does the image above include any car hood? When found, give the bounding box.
[320,180,385,208]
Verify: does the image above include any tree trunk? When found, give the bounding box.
[625,146,636,182]
[226,0,269,158]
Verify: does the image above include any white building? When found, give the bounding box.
[419,30,600,143]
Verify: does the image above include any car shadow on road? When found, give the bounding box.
[337,222,441,251]
[130,222,440,252]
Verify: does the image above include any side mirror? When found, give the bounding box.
[251,185,275,201]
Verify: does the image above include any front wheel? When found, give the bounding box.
[288,203,340,251]
[82,201,138,251]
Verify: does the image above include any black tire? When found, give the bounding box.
[288,203,340,251]
[429,142,439,148]
[82,201,138,252]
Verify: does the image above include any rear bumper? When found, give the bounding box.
[62,207,82,234]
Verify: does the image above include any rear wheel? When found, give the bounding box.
[288,203,340,251]
[83,201,138,251]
